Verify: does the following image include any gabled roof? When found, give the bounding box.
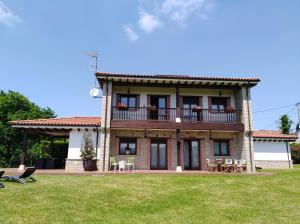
[252,130,297,141]
[96,72,260,86]
[9,117,101,127]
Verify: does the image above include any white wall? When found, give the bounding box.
[254,141,291,161]
[112,86,236,109]
[67,129,100,159]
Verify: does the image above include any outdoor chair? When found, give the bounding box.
[255,166,262,172]
[206,159,217,172]
[109,157,118,172]
[233,160,242,172]
[224,159,233,172]
[2,167,36,184]
[242,160,247,172]
[0,171,5,188]
[126,157,135,172]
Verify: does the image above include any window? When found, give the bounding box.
[211,97,228,111]
[119,94,137,108]
[119,138,137,155]
[214,140,229,156]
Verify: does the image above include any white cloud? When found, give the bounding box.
[0,1,21,27]
[138,10,162,33]
[160,0,207,23]
[122,25,139,41]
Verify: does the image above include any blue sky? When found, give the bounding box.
[1,0,300,131]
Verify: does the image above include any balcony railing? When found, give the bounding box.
[111,107,242,123]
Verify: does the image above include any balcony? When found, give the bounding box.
[111,107,244,131]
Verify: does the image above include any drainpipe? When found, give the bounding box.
[246,85,254,172]
[102,78,109,171]
[285,141,291,168]
[95,125,99,160]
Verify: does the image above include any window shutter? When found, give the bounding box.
[208,97,212,109]
[147,95,151,106]
[198,96,203,106]
[116,94,121,106]
[179,96,183,108]
[226,97,231,108]
[136,94,140,107]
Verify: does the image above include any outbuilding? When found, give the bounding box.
[253,130,297,169]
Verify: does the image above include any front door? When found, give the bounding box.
[149,96,166,120]
[184,140,200,170]
[150,139,167,170]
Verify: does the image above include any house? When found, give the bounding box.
[10,72,261,172]
[252,130,297,168]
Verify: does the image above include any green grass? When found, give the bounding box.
[293,164,300,169]
[1,169,300,224]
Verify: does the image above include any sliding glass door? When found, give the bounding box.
[184,140,200,170]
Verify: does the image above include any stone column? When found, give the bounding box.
[98,80,112,171]
[235,86,255,172]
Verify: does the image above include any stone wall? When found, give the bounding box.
[65,159,84,171]
[255,160,293,169]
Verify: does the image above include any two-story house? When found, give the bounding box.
[10,72,260,172]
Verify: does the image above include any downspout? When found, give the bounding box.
[285,141,291,168]
[102,77,109,171]
[246,84,254,172]
[95,125,99,161]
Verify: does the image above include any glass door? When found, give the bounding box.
[183,97,199,122]
[150,140,167,170]
[184,140,200,170]
[149,96,166,120]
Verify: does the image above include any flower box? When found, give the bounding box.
[117,103,128,110]
[225,106,235,113]
[192,106,202,112]
[147,105,157,112]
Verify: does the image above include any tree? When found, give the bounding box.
[0,90,56,167]
[278,115,293,134]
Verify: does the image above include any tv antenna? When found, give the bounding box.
[87,51,102,98]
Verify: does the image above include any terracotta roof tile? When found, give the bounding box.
[9,117,101,127]
[96,72,260,82]
[252,130,297,140]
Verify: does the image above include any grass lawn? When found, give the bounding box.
[1,169,300,224]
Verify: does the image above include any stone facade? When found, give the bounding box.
[109,129,246,171]
[65,159,84,171]
[255,160,293,169]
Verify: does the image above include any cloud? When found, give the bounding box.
[138,10,162,33]
[0,1,21,27]
[122,25,139,41]
[160,0,209,23]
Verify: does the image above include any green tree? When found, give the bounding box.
[278,115,293,134]
[0,90,56,167]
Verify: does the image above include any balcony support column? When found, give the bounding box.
[176,85,182,172]
[18,131,28,171]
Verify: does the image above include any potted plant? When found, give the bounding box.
[117,102,128,110]
[192,105,202,112]
[225,106,235,113]
[147,105,157,112]
[80,133,97,171]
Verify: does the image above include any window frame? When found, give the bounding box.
[213,140,230,156]
[211,97,228,111]
[118,94,138,108]
[119,138,137,155]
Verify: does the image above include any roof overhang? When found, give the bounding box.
[96,72,260,88]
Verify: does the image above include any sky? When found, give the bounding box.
[1,0,300,131]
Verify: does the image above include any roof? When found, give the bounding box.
[9,117,101,127]
[96,72,260,83]
[252,130,298,141]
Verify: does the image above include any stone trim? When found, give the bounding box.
[255,160,293,169]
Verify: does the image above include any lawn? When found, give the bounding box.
[1,169,300,224]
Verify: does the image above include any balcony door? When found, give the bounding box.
[182,96,200,122]
[150,139,167,170]
[184,140,200,170]
[149,95,166,120]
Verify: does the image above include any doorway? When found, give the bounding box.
[150,139,167,170]
[184,140,200,170]
[149,95,167,120]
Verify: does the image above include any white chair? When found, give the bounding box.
[234,159,242,172]
[118,160,126,172]
[126,157,135,172]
